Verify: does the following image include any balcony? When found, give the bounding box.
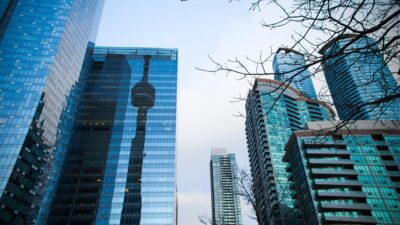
[392,182,400,187]
[319,203,371,211]
[382,160,398,166]
[309,159,354,166]
[373,141,387,146]
[288,173,293,181]
[286,165,291,172]
[388,171,400,177]
[306,150,349,157]
[311,169,358,177]
[323,216,377,224]
[314,180,362,188]
[268,189,277,196]
[377,150,392,155]
[303,141,346,148]
[316,191,366,199]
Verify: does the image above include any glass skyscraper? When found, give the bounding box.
[320,34,400,121]
[245,78,335,225]
[284,120,400,225]
[0,1,105,224]
[210,149,242,225]
[273,48,318,100]
[48,46,178,225]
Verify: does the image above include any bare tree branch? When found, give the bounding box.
[198,213,212,225]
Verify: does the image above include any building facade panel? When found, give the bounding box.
[273,48,318,100]
[210,149,242,225]
[0,1,105,224]
[48,47,178,225]
[284,120,400,225]
[320,35,400,120]
[245,79,334,225]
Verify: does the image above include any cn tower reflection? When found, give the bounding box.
[121,55,154,224]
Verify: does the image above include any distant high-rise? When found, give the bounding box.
[245,78,335,225]
[0,1,105,224]
[47,47,178,225]
[284,120,400,225]
[320,34,400,121]
[273,48,318,100]
[210,149,242,225]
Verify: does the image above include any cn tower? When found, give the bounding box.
[121,55,155,224]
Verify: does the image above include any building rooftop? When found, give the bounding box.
[286,120,400,150]
[275,47,304,56]
[211,148,228,156]
[284,120,400,162]
[319,33,361,55]
[304,120,400,135]
[93,46,178,60]
[253,78,336,116]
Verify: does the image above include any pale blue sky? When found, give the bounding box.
[95,1,296,224]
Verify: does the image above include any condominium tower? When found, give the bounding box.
[0,1,105,224]
[284,120,400,225]
[320,34,400,121]
[210,149,242,225]
[245,78,335,225]
[48,47,178,225]
[273,48,318,100]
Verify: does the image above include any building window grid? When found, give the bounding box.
[295,135,400,224]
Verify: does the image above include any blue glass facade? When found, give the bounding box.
[320,34,400,120]
[48,47,178,225]
[284,120,400,225]
[0,1,10,20]
[245,79,334,225]
[0,0,104,224]
[273,48,318,100]
[210,149,242,225]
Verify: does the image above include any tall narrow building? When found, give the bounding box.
[210,149,242,225]
[320,34,400,121]
[0,1,105,224]
[245,78,335,225]
[273,48,318,100]
[47,47,178,225]
[284,120,400,225]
